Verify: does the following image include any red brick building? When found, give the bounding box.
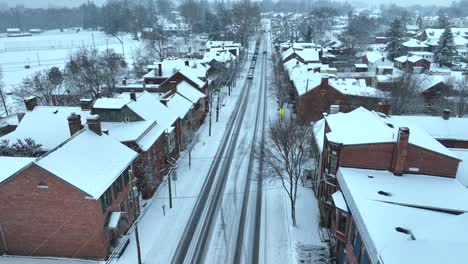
[290,68,383,123]
[311,107,468,264]
[394,55,431,73]
[0,122,138,260]
[93,91,181,199]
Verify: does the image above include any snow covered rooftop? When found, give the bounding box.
[290,67,323,96]
[282,48,320,62]
[1,106,90,150]
[146,58,208,80]
[101,121,155,143]
[325,107,458,159]
[338,167,468,264]
[395,55,425,63]
[35,129,138,199]
[328,78,383,98]
[0,156,35,184]
[93,97,131,109]
[365,52,385,64]
[203,49,236,64]
[166,93,193,119]
[178,67,206,88]
[177,81,206,103]
[332,191,348,212]
[391,114,468,141]
[402,38,428,48]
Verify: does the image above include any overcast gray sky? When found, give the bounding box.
[0,0,451,8]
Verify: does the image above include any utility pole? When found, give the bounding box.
[135,222,142,264]
[168,173,173,209]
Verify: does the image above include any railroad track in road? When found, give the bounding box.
[171,38,263,264]
[233,37,268,264]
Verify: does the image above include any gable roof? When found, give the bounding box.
[1,106,90,150]
[177,81,206,103]
[35,129,138,199]
[0,156,35,184]
[324,107,458,159]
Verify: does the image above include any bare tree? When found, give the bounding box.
[65,48,127,98]
[445,75,468,117]
[13,67,75,107]
[387,73,426,115]
[0,67,9,117]
[260,115,311,226]
[271,50,289,107]
[0,138,43,157]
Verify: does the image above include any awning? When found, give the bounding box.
[106,212,122,229]
[332,191,349,213]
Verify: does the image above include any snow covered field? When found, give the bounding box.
[0,29,139,91]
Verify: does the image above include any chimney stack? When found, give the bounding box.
[319,49,323,60]
[185,60,189,67]
[377,101,391,115]
[321,75,329,87]
[122,78,127,85]
[67,113,82,136]
[392,127,410,176]
[24,96,38,111]
[130,91,136,101]
[442,109,451,120]
[96,92,102,99]
[87,115,102,136]
[80,99,93,111]
[158,63,163,77]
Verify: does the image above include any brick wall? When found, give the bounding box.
[0,165,108,259]
[295,83,379,123]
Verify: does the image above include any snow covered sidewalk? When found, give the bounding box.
[259,180,326,264]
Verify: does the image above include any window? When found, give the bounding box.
[124,116,130,122]
[353,232,362,259]
[328,154,338,175]
[349,220,355,243]
[120,201,125,212]
[128,191,134,209]
[360,247,369,264]
[167,130,176,152]
[124,167,131,186]
[113,176,124,199]
[101,187,113,213]
[338,212,348,234]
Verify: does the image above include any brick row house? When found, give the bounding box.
[0,118,139,259]
[311,107,468,264]
[288,64,384,123]
[0,83,207,259]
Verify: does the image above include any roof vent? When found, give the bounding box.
[386,123,394,128]
[368,175,374,178]
[378,190,392,196]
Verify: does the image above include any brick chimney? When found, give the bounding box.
[87,115,102,136]
[130,91,136,101]
[67,113,82,136]
[442,109,451,120]
[185,60,189,67]
[158,63,163,77]
[321,75,329,87]
[392,127,410,176]
[377,101,391,115]
[80,99,93,111]
[122,78,127,85]
[24,96,38,111]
